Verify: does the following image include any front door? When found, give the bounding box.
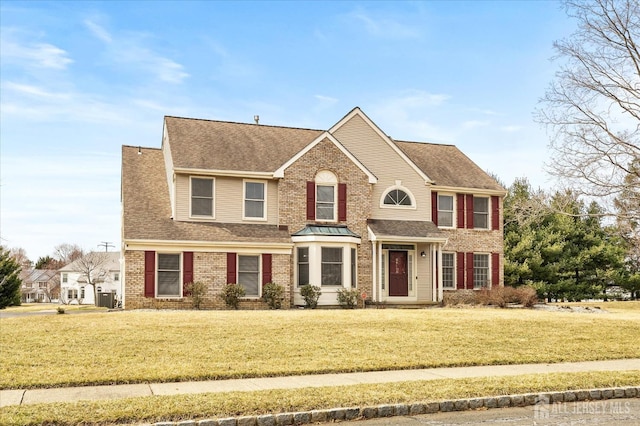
[389,251,408,296]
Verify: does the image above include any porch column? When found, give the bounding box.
[372,240,377,303]
[437,243,444,302]
[431,245,437,302]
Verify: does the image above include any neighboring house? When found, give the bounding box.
[121,107,506,309]
[58,252,122,306]
[19,269,59,303]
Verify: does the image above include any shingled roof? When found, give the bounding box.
[121,145,291,243]
[165,116,324,172]
[394,140,505,192]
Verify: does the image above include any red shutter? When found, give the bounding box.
[431,191,438,226]
[226,252,237,284]
[456,252,465,290]
[262,253,272,286]
[338,183,347,221]
[144,251,155,298]
[491,253,500,288]
[183,252,194,296]
[466,252,474,289]
[306,181,315,220]
[491,196,500,231]
[456,194,465,229]
[466,194,474,229]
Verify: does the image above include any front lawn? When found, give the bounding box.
[2,306,639,390]
[2,370,639,426]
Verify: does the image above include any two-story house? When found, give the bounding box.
[59,251,122,306]
[20,269,59,303]
[121,107,505,309]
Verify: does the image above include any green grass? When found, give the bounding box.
[2,306,639,390]
[1,371,638,426]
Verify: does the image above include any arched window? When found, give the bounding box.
[384,189,412,206]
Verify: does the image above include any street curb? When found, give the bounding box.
[150,386,639,425]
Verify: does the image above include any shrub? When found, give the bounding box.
[262,282,284,309]
[337,288,360,309]
[185,281,207,309]
[442,290,477,306]
[299,284,321,309]
[220,283,245,309]
[56,306,65,314]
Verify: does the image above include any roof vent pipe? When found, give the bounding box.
[254,115,259,124]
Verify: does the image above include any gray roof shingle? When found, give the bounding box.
[394,140,505,192]
[165,116,324,172]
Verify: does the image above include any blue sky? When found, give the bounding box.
[1,1,572,262]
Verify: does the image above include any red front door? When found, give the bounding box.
[389,251,408,296]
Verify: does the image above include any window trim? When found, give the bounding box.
[189,176,215,219]
[473,196,490,230]
[442,252,456,289]
[473,253,490,289]
[156,252,182,298]
[380,184,416,210]
[297,247,310,288]
[321,246,343,287]
[314,170,338,223]
[316,183,337,222]
[243,179,267,221]
[237,254,262,298]
[437,193,455,228]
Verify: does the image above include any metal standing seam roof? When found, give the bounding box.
[291,225,361,238]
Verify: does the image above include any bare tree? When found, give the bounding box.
[73,251,111,305]
[54,243,83,266]
[9,247,32,270]
[536,0,640,217]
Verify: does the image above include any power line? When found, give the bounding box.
[98,241,115,252]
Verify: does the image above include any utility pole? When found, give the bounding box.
[98,241,115,252]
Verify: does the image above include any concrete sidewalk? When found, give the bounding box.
[2,358,638,408]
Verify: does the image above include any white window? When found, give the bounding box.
[244,181,266,220]
[321,247,342,286]
[238,255,260,297]
[114,272,119,281]
[80,287,85,299]
[297,247,309,287]
[191,177,214,217]
[315,170,337,221]
[157,253,181,297]
[473,254,489,289]
[62,273,68,283]
[381,183,415,209]
[438,195,454,227]
[68,289,78,299]
[442,252,455,289]
[473,196,489,229]
[316,185,335,220]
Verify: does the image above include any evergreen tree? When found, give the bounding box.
[0,247,22,308]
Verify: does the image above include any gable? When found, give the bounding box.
[274,132,377,183]
[330,108,432,184]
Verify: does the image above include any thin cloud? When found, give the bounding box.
[84,19,113,43]
[3,82,71,100]
[1,34,73,69]
[347,10,421,39]
[83,19,189,84]
[315,94,339,104]
[500,125,523,132]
